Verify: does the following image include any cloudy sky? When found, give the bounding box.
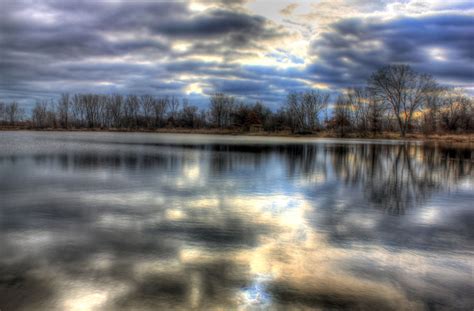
[1,0,473,108]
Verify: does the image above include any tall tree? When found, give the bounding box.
[285,90,329,133]
[368,64,438,137]
[153,97,168,128]
[5,102,24,126]
[302,90,330,131]
[332,94,353,137]
[32,101,49,128]
[140,95,155,129]
[209,93,235,128]
[58,93,70,128]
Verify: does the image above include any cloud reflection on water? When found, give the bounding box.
[0,132,472,310]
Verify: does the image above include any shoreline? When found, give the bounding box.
[1,127,473,144]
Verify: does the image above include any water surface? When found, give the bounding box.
[0,132,473,310]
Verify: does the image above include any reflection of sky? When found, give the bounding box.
[0,132,473,310]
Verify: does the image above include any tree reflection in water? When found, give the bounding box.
[0,132,472,310]
[277,142,471,214]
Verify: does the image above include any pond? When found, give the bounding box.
[0,131,472,310]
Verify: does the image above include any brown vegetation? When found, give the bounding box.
[0,65,472,142]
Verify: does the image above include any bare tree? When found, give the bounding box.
[345,87,386,135]
[124,95,140,129]
[440,89,473,132]
[285,91,303,133]
[285,90,330,133]
[302,90,330,130]
[108,94,124,128]
[58,93,70,128]
[153,97,168,128]
[209,93,235,128]
[179,101,200,128]
[83,94,101,128]
[421,86,445,133]
[71,94,85,127]
[167,96,180,126]
[346,88,369,133]
[368,64,438,137]
[32,101,49,128]
[367,95,386,135]
[0,102,6,124]
[140,95,155,129]
[5,102,24,126]
[332,94,353,137]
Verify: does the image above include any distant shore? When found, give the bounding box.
[1,126,473,144]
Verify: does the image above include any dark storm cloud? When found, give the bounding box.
[207,78,269,94]
[0,0,288,106]
[307,13,474,88]
[157,9,277,40]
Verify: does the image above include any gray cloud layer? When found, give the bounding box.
[307,13,474,88]
[0,0,473,108]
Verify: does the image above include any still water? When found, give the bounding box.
[0,131,472,310]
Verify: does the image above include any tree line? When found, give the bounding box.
[0,65,472,136]
[331,65,473,136]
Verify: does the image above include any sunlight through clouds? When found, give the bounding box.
[1,0,472,106]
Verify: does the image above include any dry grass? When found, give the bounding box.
[1,126,473,144]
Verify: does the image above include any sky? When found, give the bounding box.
[0,0,473,109]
